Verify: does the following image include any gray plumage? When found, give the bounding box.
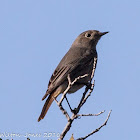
[38,30,108,121]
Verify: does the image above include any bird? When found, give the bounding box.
[38,30,108,122]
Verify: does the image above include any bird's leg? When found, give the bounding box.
[65,96,79,114]
[65,96,73,112]
[85,82,92,90]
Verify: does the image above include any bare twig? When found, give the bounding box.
[54,73,89,122]
[90,57,97,80]
[76,110,105,117]
[58,74,89,106]
[80,81,95,108]
[60,114,76,139]
[59,58,98,140]
[75,86,89,114]
[76,110,112,140]
[79,57,97,109]
[54,97,71,121]
[59,74,89,140]
[55,57,111,140]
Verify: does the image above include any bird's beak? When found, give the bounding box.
[99,31,109,36]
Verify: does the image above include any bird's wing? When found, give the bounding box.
[42,48,97,100]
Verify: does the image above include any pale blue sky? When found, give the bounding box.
[0,0,140,140]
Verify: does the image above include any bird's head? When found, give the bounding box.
[72,30,109,50]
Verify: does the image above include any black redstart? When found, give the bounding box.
[38,30,108,122]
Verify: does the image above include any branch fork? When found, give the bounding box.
[53,57,111,140]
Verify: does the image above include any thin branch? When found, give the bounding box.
[80,81,95,108]
[75,86,89,114]
[54,73,89,123]
[58,74,71,106]
[58,74,89,106]
[71,74,89,85]
[53,97,71,121]
[78,57,97,109]
[76,110,112,140]
[90,57,97,81]
[59,58,98,140]
[59,74,89,140]
[60,114,75,139]
[76,110,105,117]
[55,57,111,140]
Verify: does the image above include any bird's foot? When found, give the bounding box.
[85,83,92,90]
[71,108,78,114]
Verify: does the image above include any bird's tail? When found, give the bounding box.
[38,90,60,122]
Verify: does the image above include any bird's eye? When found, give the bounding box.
[85,33,91,38]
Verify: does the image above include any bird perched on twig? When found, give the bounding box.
[38,30,108,122]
